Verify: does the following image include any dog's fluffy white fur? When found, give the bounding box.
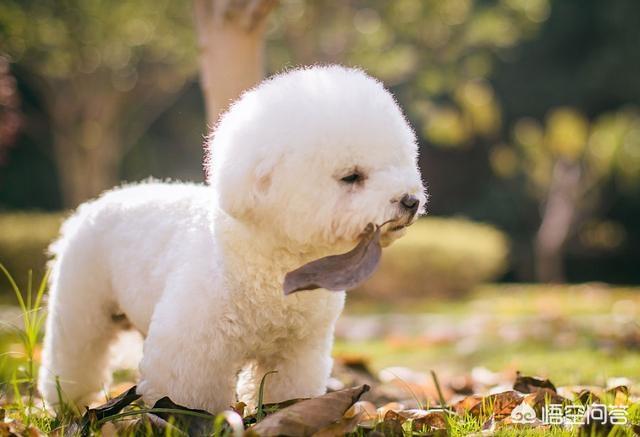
[38,65,426,412]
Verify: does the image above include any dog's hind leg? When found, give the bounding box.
[38,232,120,409]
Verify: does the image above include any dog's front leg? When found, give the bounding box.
[137,289,241,413]
[240,330,335,406]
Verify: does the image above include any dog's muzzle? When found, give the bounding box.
[388,193,420,230]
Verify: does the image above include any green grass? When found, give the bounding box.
[0,266,63,433]
[345,283,640,316]
[339,283,640,385]
[334,339,640,386]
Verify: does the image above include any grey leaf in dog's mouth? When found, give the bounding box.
[283,223,382,295]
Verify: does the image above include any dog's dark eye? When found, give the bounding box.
[340,172,362,184]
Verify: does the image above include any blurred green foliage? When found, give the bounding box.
[0,213,63,285]
[1,0,639,282]
[0,0,198,206]
[487,107,640,209]
[0,0,195,85]
[360,218,509,299]
[269,0,546,147]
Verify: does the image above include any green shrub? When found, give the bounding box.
[0,213,509,300]
[0,213,64,288]
[356,217,510,299]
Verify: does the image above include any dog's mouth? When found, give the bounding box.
[388,224,406,232]
[382,216,416,233]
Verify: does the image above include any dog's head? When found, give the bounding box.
[207,66,426,249]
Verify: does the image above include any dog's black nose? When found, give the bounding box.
[400,194,419,212]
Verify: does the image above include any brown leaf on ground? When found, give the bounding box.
[382,410,406,424]
[245,398,309,424]
[454,394,483,415]
[249,385,370,437]
[469,391,523,419]
[413,411,448,431]
[384,409,449,432]
[107,382,139,401]
[85,385,141,421]
[150,396,217,435]
[312,401,369,437]
[513,372,557,394]
[283,223,381,294]
[575,389,601,405]
[0,419,45,437]
[376,402,406,419]
[76,385,141,436]
[348,401,377,427]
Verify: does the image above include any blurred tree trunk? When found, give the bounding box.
[47,81,122,207]
[44,71,188,207]
[534,159,582,282]
[51,124,121,207]
[194,0,277,126]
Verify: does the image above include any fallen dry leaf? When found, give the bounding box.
[77,385,141,436]
[283,223,381,294]
[454,394,483,415]
[347,401,377,427]
[150,396,219,435]
[0,420,45,437]
[245,398,309,424]
[311,401,366,437]
[469,391,523,419]
[377,402,407,419]
[84,385,141,421]
[382,409,405,423]
[249,385,370,436]
[384,409,449,432]
[411,411,449,432]
[575,389,601,404]
[513,372,557,394]
[312,401,379,435]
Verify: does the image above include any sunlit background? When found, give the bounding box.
[1,0,639,393]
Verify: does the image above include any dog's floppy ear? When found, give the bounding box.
[217,155,278,222]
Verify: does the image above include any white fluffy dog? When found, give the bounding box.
[38,65,426,412]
